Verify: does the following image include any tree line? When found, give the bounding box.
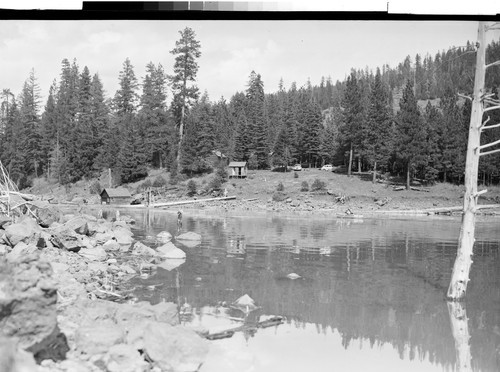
[1,28,500,190]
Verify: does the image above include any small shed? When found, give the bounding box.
[100,188,132,205]
[228,161,248,178]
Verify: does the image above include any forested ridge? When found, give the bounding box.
[1,27,500,189]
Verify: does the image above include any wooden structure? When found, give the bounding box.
[100,188,132,205]
[228,161,248,178]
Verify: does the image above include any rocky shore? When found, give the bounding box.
[0,201,212,372]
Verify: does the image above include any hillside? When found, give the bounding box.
[27,168,500,217]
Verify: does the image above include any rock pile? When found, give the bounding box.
[0,208,209,372]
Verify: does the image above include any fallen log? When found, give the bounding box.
[371,204,500,215]
[153,196,236,208]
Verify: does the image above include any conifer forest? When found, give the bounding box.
[1,27,500,190]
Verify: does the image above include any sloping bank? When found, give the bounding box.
[0,202,222,372]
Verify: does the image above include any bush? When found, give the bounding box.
[209,175,222,191]
[301,181,309,192]
[169,160,178,185]
[152,175,167,188]
[311,178,326,191]
[272,191,288,202]
[187,179,197,196]
[141,179,152,190]
[276,182,285,192]
[89,180,102,195]
[294,172,299,179]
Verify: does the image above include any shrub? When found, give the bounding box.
[301,181,309,192]
[169,160,178,185]
[209,175,222,191]
[89,180,102,195]
[311,178,326,191]
[272,191,288,202]
[294,172,299,179]
[276,182,285,192]
[141,179,152,190]
[187,179,197,196]
[153,175,167,188]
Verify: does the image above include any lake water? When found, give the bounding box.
[112,208,500,372]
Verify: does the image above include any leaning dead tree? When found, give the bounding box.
[447,21,500,300]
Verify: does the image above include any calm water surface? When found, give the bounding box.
[113,209,500,372]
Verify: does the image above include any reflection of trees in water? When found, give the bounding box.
[125,211,500,371]
[163,237,500,371]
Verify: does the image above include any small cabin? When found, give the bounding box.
[228,161,248,179]
[100,188,132,205]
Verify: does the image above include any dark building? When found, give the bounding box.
[100,188,132,205]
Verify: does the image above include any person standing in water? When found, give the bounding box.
[177,210,183,234]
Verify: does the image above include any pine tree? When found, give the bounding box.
[395,79,426,189]
[365,68,393,182]
[19,69,42,178]
[245,71,267,169]
[169,27,202,162]
[340,72,364,176]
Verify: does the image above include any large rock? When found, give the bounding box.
[176,232,202,242]
[0,255,58,351]
[56,216,91,236]
[6,242,38,262]
[157,231,173,243]
[78,246,107,261]
[50,230,85,252]
[102,239,121,252]
[103,344,148,372]
[131,241,157,256]
[3,217,42,247]
[113,227,134,246]
[142,322,208,372]
[0,244,8,256]
[35,204,62,228]
[74,319,124,355]
[115,301,178,326]
[0,336,39,372]
[157,242,186,259]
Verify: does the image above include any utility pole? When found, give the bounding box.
[447,21,500,300]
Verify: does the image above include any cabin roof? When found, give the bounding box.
[101,188,131,198]
[228,161,247,168]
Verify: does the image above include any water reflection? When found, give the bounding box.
[114,209,500,372]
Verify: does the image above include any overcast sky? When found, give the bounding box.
[0,20,499,106]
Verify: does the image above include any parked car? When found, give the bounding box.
[292,164,302,171]
[321,164,334,171]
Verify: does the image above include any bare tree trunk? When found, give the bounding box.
[447,22,485,300]
[372,160,377,184]
[406,162,410,190]
[357,156,361,174]
[447,301,472,371]
[348,143,353,177]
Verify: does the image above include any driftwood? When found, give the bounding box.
[393,186,430,192]
[153,196,236,208]
[371,204,500,215]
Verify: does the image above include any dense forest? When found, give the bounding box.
[1,27,500,189]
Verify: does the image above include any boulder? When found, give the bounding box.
[74,320,124,355]
[50,230,85,252]
[115,301,178,326]
[78,246,107,261]
[157,231,173,243]
[35,205,62,228]
[142,322,208,372]
[0,336,39,372]
[3,217,42,247]
[176,232,202,242]
[157,242,186,259]
[0,244,8,256]
[131,242,157,256]
[6,242,38,262]
[57,216,90,236]
[93,231,115,244]
[290,200,300,207]
[0,215,11,229]
[113,227,134,245]
[158,259,185,271]
[102,239,121,252]
[88,221,113,235]
[0,255,58,351]
[119,264,136,274]
[103,344,149,372]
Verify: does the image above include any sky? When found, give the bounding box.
[0,19,499,106]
